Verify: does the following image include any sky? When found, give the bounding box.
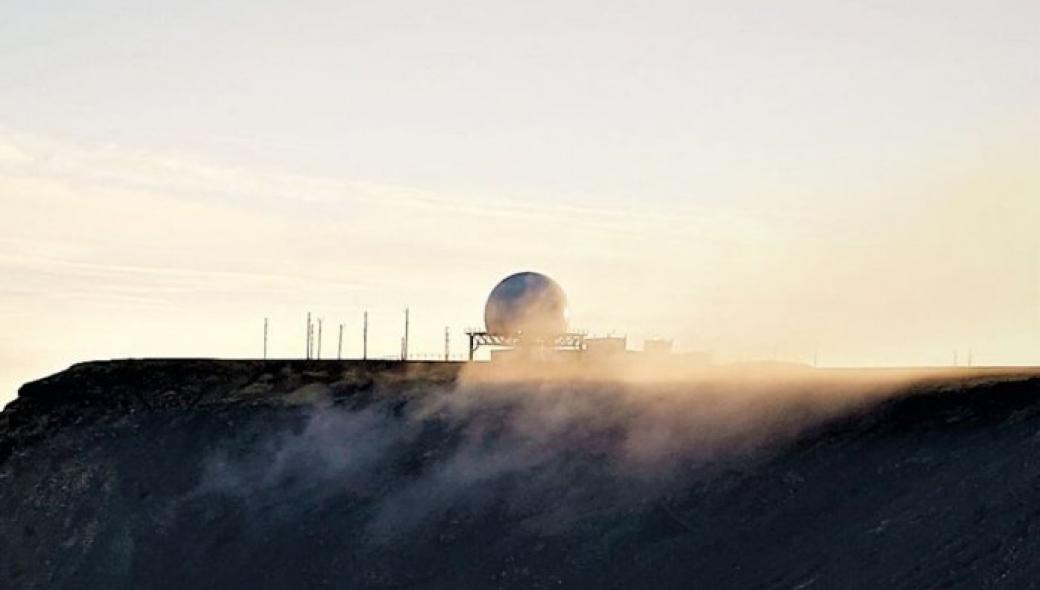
[1,0,1039,404]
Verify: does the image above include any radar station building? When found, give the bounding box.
[469,272,708,365]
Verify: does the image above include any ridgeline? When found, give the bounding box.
[3,359,1040,589]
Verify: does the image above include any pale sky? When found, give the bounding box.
[2,0,1039,404]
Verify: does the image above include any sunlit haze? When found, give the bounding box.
[2,0,1039,405]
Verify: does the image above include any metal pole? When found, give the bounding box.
[403,308,410,361]
[363,311,368,360]
[317,318,323,360]
[444,327,450,361]
[338,323,344,360]
[306,312,311,359]
[263,317,268,360]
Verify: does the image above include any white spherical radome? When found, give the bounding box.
[484,272,568,339]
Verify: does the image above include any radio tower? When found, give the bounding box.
[444,327,450,361]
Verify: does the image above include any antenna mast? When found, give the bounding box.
[403,308,410,361]
[309,316,316,359]
[363,311,368,360]
[263,317,269,360]
[337,323,344,360]
[317,318,323,360]
[306,312,312,359]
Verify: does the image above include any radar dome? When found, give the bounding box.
[484,272,568,339]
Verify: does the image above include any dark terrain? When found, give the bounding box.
[3,359,1040,589]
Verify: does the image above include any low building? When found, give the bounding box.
[643,339,673,355]
[584,336,628,357]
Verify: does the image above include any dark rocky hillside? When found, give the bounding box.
[3,359,1040,589]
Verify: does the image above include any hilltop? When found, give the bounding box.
[3,359,1040,589]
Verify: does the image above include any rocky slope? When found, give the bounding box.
[3,360,1040,589]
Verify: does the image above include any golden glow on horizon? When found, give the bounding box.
[0,122,1037,405]
[1,1,1039,403]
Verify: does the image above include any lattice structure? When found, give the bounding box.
[465,330,586,361]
